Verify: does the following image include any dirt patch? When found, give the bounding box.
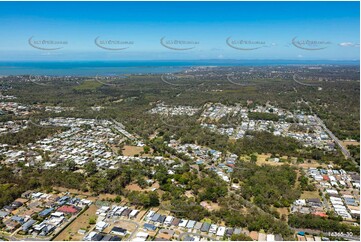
[184,190,194,198]
[276,207,289,219]
[257,154,271,162]
[53,204,97,241]
[125,183,143,192]
[200,201,221,211]
[123,145,144,156]
[342,140,360,147]
[98,194,118,200]
[297,160,328,169]
[125,182,160,193]
[53,187,93,197]
[53,187,117,202]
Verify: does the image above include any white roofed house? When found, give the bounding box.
[164,216,174,226]
[267,234,275,241]
[95,221,108,232]
[145,210,155,221]
[209,224,218,234]
[178,219,188,227]
[216,226,226,236]
[129,209,139,218]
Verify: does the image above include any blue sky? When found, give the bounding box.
[0,1,359,61]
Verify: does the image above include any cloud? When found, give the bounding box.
[297,54,303,58]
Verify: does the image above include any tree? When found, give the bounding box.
[89,216,96,225]
[148,192,160,207]
[143,146,150,154]
[114,195,122,203]
[231,234,253,241]
[65,159,77,171]
[250,154,257,163]
[84,162,97,176]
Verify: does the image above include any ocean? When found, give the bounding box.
[0,60,358,76]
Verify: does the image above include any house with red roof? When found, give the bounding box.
[312,212,327,217]
[57,205,79,214]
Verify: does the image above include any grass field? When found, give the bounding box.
[73,80,102,91]
[300,190,321,200]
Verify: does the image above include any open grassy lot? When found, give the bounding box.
[53,204,97,241]
[300,190,321,200]
[73,80,102,91]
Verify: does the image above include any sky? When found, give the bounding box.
[0,1,359,61]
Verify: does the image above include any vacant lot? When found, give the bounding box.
[300,190,321,200]
[297,160,328,169]
[342,140,360,147]
[53,204,97,241]
[123,145,144,156]
[104,219,137,234]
